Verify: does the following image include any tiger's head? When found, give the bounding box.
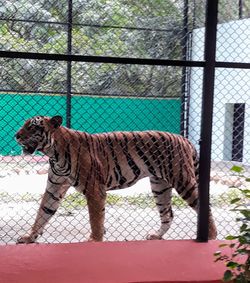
[15,116,62,155]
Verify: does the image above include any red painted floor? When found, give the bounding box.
[0,240,228,283]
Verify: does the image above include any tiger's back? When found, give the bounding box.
[91,131,198,192]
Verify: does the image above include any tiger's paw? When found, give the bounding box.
[146,233,163,240]
[208,229,217,240]
[87,234,103,242]
[16,234,38,244]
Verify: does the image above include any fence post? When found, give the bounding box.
[239,0,243,19]
[66,0,73,128]
[180,0,189,138]
[197,0,218,242]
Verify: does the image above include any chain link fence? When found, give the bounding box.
[190,0,250,241]
[0,0,249,244]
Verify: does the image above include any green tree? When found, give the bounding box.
[0,0,184,97]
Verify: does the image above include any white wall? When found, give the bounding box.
[189,19,250,164]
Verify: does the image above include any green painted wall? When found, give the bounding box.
[0,93,181,155]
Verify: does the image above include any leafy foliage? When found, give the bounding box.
[1,1,250,97]
[231,165,245,175]
[194,0,250,28]
[0,0,184,97]
[214,166,250,282]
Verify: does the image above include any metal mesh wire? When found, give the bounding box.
[0,0,249,244]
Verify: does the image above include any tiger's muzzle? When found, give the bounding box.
[15,131,38,155]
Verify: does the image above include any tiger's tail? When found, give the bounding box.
[193,147,199,185]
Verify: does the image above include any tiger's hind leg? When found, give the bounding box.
[147,177,173,240]
[86,187,106,242]
[175,178,217,240]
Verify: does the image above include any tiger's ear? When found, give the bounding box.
[49,116,63,129]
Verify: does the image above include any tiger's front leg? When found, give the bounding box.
[86,187,106,242]
[17,180,70,244]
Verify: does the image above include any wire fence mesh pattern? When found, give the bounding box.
[0,0,249,244]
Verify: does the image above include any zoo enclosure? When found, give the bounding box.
[0,0,250,244]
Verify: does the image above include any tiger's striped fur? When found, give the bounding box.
[15,115,217,243]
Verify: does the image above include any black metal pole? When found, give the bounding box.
[66,0,73,128]
[197,0,218,242]
[239,0,243,19]
[180,0,189,138]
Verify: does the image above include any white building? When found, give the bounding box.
[189,19,250,164]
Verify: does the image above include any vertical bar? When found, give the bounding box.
[180,0,189,137]
[197,0,218,242]
[66,0,73,128]
[239,0,243,19]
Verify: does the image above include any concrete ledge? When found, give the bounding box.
[0,240,227,283]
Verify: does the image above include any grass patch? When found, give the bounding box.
[125,194,155,209]
[60,189,244,211]
[106,194,123,206]
[210,189,243,207]
[110,193,187,209]
[0,188,243,210]
[60,192,188,211]
[62,192,87,210]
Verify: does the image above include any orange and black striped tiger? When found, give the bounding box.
[15,115,217,243]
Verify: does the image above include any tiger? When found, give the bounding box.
[15,115,217,243]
